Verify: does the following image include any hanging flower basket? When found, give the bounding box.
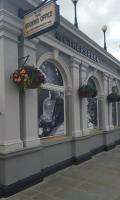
[10,65,45,89]
[78,85,97,98]
[107,93,120,103]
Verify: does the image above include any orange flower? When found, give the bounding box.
[11,65,45,88]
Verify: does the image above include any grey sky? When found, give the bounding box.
[57,0,120,61]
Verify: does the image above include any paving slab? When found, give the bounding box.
[3,146,120,200]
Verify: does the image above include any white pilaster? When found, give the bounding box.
[71,58,82,137]
[64,89,73,136]
[99,73,109,131]
[0,10,23,153]
[108,77,114,130]
[19,38,40,147]
[80,62,89,135]
[97,96,109,131]
[118,102,120,126]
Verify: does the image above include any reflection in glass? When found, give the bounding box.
[40,61,63,86]
[87,97,97,129]
[112,102,117,126]
[112,86,118,126]
[112,86,118,94]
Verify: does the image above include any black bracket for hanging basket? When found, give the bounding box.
[18,55,30,66]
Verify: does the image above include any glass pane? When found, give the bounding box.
[112,102,117,126]
[40,61,63,86]
[38,89,64,137]
[88,78,96,90]
[112,86,118,93]
[87,97,97,129]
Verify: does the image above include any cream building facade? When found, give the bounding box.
[0,0,120,197]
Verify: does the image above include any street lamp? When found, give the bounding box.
[72,0,79,28]
[102,25,107,51]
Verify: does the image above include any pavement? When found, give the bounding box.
[3,145,120,200]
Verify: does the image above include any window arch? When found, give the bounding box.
[87,78,98,129]
[38,61,65,138]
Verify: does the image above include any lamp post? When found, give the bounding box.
[72,0,79,28]
[102,25,107,51]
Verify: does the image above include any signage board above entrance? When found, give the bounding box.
[23,1,60,39]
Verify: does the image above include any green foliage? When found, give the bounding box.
[10,65,45,89]
[78,84,97,98]
[107,92,120,103]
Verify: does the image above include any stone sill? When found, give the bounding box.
[41,135,72,147]
[41,130,104,146]
[104,127,120,133]
[73,130,104,142]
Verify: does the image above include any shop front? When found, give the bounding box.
[0,0,120,197]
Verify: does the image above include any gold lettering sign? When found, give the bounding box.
[24,1,59,39]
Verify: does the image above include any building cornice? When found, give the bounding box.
[38,34,120,80]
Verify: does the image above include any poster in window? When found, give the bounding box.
[38,89,64,137]
[112,102,117,126]
[87,97,97,129]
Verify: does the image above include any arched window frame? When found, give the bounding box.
[112,86,119,127]
[87,77,98,130]
[85,71,104,132]
[38,60,65,138]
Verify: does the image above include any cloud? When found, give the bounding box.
[57,0,120,61]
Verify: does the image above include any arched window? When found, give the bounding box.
[87,78,98,129]
[112,86,118,126]
[38,61,65,138]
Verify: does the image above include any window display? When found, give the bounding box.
[112,86,119,126]
[87,78,97,129]
[38,61,64,137]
